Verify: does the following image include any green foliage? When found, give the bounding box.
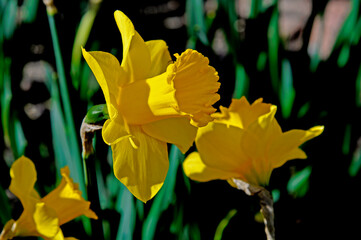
[214,209,237,240]
[287,166,312,198]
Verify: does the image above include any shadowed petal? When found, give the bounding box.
[142,117,197,153]
[173,49,220,127]
[146,40,172,78]
[269,126,324,168]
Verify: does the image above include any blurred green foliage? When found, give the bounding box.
[1,0,361,239]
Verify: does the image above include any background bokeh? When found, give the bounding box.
[1,0,361,239]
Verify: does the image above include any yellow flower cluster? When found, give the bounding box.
[82,11,323,202]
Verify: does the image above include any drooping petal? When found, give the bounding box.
[146,40,172,78]
[42,167,98,225]
[183,152,236,182]
[0,219,16,240]
[118,69,179,125]
[173,49,220,127]
[112,125,169,203]
[81,49,125,119]
[9,156,40,210]
[114,10,151,82]
[141,117,197,153]
[269,126,324,168]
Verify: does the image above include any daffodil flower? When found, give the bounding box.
[82,11,220,202]
[0,156,97,240]
[183,97,324,187]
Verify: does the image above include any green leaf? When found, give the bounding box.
[349,143,361,177]
[271,189,280,203]
[268,8,279,92]
[142,145,183,240]
[0,185,11,225]
[71,2,101,89]
[233,63,249,99]
[287,166,312,198]
[1,57,12,148]
[337,44,350,68]
[2,0,17,39]
[342,124,352,155]
[214,209,237,240]
[116,185,136,240]
[297,102,310,119]
[280,58,295,119]
[186,0,209,46]
[256,51,267,71]
[20,0,39,23]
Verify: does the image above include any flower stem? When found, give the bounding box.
[232,178,275,240]
[80,118,104,239]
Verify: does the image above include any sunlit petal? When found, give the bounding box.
[118,69,179,124]
[42,166,98,225]
[81,49,125,119]
[183,152,236,181]
[33,202,59,238]
[114,10,151,81]
[146,40,172,78]
[112,126,169,203]
[9,156,40,210]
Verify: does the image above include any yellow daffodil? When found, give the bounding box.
[0,156,97,240]
[82,11,220,202]
[183,97,324,187]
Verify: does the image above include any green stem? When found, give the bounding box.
[46,10,85,195]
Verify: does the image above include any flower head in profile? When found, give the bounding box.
[0,156,97,240]
[183,97,324,187]
[82,11,220,202]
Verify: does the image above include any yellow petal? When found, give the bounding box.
[118,69,179,125]
[146,40,172,78]
[111,125,169,203]
[0,219,16,240]
[9,156,40,210]
[114,10,151,81]
[195,122,248,177]
[240,106,281,185]
[81,48,125,119]
[173,49,220,127]
[213,97,273,129]
[33,202,59,238]
[269,126,324,168]
[183,152,236,181]
[102,119,131,145]
[42,166,98,225]
[141,117,197,153]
